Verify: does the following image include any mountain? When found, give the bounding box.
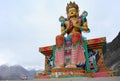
[104,32,120,76]
[0,65,36,80]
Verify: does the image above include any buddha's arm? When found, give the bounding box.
[61,26,65,35]
[82,21,89,31]
[61,21,69,35]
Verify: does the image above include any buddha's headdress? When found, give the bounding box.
[66,1,79,13]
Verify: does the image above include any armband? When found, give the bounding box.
[61,22,65,26]
[64,30,66,33]
[79,26,83,31]
[87,28,90,32]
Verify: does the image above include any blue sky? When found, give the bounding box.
[0,0,120,70]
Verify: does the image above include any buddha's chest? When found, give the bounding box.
[66,18,82,28]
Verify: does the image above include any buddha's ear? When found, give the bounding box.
[67,13,70,19]
[76,12,79,17]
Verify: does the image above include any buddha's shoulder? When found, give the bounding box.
[65,20,69,24]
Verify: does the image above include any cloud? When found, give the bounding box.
[0,48,16,65]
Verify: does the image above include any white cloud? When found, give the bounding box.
[0,48,16,65]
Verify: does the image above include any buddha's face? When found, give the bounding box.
[68,8,78,18]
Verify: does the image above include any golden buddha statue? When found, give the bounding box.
[55,1,90,68]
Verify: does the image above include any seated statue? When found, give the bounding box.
[55,1,90,68]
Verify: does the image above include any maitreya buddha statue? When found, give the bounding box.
[55,1,90,68]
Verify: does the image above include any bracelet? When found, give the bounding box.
[64,30,66,33]
[79,26,83,31]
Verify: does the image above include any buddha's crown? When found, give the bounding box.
[66,1,79,13]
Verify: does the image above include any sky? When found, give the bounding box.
[0,0,120,70]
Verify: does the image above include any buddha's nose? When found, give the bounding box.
[71,12,73,14]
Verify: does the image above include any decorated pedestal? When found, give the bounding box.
[36,37,114,78]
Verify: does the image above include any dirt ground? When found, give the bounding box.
[1,77,120,81]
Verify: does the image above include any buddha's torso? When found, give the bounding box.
[65,18,82,35]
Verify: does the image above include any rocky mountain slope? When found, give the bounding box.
[104,32,120,76]
[0,65,36,80]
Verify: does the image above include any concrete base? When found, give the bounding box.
[1,77,120,81]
